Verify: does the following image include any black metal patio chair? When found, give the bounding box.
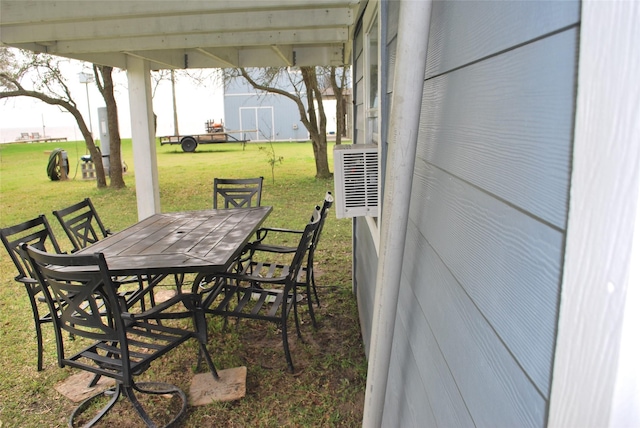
[23,244,219,428]
[246,192,334,314]
[213,177,263,209]
[52,198,111,252]
[192,206,321,373]
[0,215,64,371]
[53,198,178,302]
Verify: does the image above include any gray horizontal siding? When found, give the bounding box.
[393,276,475,427]
[353,1,578,426]
[385,0,399,45]
[354,217,378,356]
[385,37,396,95]
[382,319,437,428]
[426,0,580,78]
[419,29,577,229]
[410,160,563,396]
[400,223,547,427]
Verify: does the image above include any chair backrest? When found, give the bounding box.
[0,215,63,281]
[22,244,130,374]
[52,198,110,252]
[213,177,263,209]
[311,192,334,251]
[286,207,322,287]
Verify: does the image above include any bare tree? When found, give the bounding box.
[0,48,107,187]
[328,66,349,145]
[234,67,333,179]
[93,64,125,188]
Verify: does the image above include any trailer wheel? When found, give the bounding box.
[180,136,198,152]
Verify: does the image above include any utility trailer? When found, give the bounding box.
[159,120,252,152]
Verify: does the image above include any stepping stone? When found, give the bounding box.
[189,366,247,405]
[55,371,115,403]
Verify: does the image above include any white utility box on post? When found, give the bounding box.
[333,144,379,218]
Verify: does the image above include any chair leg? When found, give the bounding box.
[310,269,321,307]
[305,282,317,329]
[72,382,189,428]
[70,384,121,428]
[129,382,188,428]
[34,320,44,372]
[281,319,295,373]
[293,292,303,339]
[197,344,220,380]
[87,373,102,388]
[26,291,45,371]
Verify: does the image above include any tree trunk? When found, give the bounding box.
[69,106,107,187]
[239,67,332,179]
[301,67,331,179]
[330,66,347,145]
[95,66,125,188]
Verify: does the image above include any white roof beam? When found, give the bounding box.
[65,53,129,69]
[295,45,345,66]
[1,9,353,44]
[271,45,294,67]
[47,28,349,55]
[238,47,291,68]
[1,1,357,24]
[123,50,187,69]
[193,48,240,68]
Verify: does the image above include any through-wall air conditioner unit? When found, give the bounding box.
[333,144,379,218]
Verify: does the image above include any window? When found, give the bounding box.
[364,10,381,241]
[366,16,379,145]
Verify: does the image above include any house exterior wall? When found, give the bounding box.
[353,0,581,425]
[354,217,378,356]
[351,3,378,356]
[353,25,365,146]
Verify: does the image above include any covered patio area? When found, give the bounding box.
[0,0,364,219]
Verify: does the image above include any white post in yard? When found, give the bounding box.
[362,0,433,427]
[126,56,161,220]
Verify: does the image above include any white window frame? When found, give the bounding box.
[363,5,381,252]
[364,8,380,146]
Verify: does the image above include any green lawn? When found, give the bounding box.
[0,139,365,427]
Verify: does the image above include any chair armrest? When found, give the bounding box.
[248,226,303,255]
[255,226,304,243]
[15,275,38,285]
[237,227,302,262]
[250,242,297,254]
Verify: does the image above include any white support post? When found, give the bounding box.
[126,55,161,220]
[362,1,433,427]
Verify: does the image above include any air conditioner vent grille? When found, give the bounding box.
[334,144,379,218]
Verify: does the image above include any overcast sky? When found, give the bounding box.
[0,58,224,143]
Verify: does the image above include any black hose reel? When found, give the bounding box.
[46,148,70,181]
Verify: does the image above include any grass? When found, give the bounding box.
[0,139,366,427]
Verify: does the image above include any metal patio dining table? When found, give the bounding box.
[55,207,272,406]
[75,206,272,276]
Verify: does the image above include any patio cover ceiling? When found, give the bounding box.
[0,0,363,70]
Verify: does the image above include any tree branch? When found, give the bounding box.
[239,68,311,129]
